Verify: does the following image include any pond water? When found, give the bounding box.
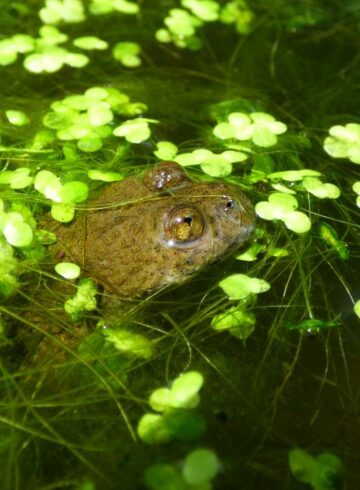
[0,1,359,489]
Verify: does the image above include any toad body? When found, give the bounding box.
[52,161,255,298]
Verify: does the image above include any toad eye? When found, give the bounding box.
[164,206,204,244]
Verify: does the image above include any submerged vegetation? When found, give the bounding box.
[0,0,359,489]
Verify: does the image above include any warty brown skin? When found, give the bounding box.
[50,161,255,298]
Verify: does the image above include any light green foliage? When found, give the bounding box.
[137,371,205,444]
[35,170,85,223]
[175,148,248,177]
[181,0,220,22]
[112,42,141,67]
[55,262,81,279]
[145,463,187,490]
[353,181,360,208]
[0,168,33,189]
[87,169,124,182]
[42,86,146,151]
[0,35,35,66]
[0,203,36,248]
[89,0,139,15]
[39,0,85,24]
[73,36,108,50]
[64,278,97,320]
[34,170,88,222]
[302,177,340,199]
[153,141,178,160]
[182,448,220,486]
[255,192,311,234]
[113,118,158,143]
[51,203,75,222]
[213,111,287,147]
[289,448,343,490]
[145,448,220,490]
[219,274,270,300]
[236,242,267,261]
[324,123,360,164]
[0,237,19,297]
[5,110,30,126]
[319,222,349,260]
[23,26,89,73]
[268,169,321,182]
[156,8,203,50]
[211,304,255,340]
[149,371,204,411]
[354,300,360,319]
[103,328,153,359]
[219,0,254,34]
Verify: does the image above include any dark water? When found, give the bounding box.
[0,1,359,489]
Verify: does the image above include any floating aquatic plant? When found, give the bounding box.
[145,448,220,490]
[255,192,311,234]
[213,111,287,147]
[318,222,349,260]
[39,0,86,25]
[219,273,270,300]
[54,262,81,280]
[112,42,142,67]
[323,123,360,164]
[64,278,98,320]
[137,371,206,444]
[353,181,360,208]
[289,448,344,490]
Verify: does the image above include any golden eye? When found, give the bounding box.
[164,206,204,243]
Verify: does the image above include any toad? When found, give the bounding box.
[51,161,255,299]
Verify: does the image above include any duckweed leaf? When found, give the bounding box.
[268,169,321,181]
[73,36,108,50]
[113,118,157,143]
[3,217,33,248]
[137,413,172,445]
[77,135,103,152]
[182,0,220,21]
[5,110,30,126]
[302,177,340,199]
[169,371,204,409]
[55,262,81,280]
[87,102,113,126]
[289,448,343,490]
[51,202,75,222]
[256,193,311,233]
[324,123,360,164]
[213,111,287,147]
[113,42,141,67]
[149,388,172,412]
[162,410,206,441]
[103,329,153,359]
[87,170,124,182]
[219,274,270,300]
[145,464,186,490]
[182,448,220,486]
[236,242,267,261]
[39,0,85,24]
[35,170,62,201]
[211,305,256,332]
[154,141,178,160]
[59,181,89,203]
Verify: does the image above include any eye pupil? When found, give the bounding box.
[183,216,193,226]
[164,206,204,244]
[226,200,234,208]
